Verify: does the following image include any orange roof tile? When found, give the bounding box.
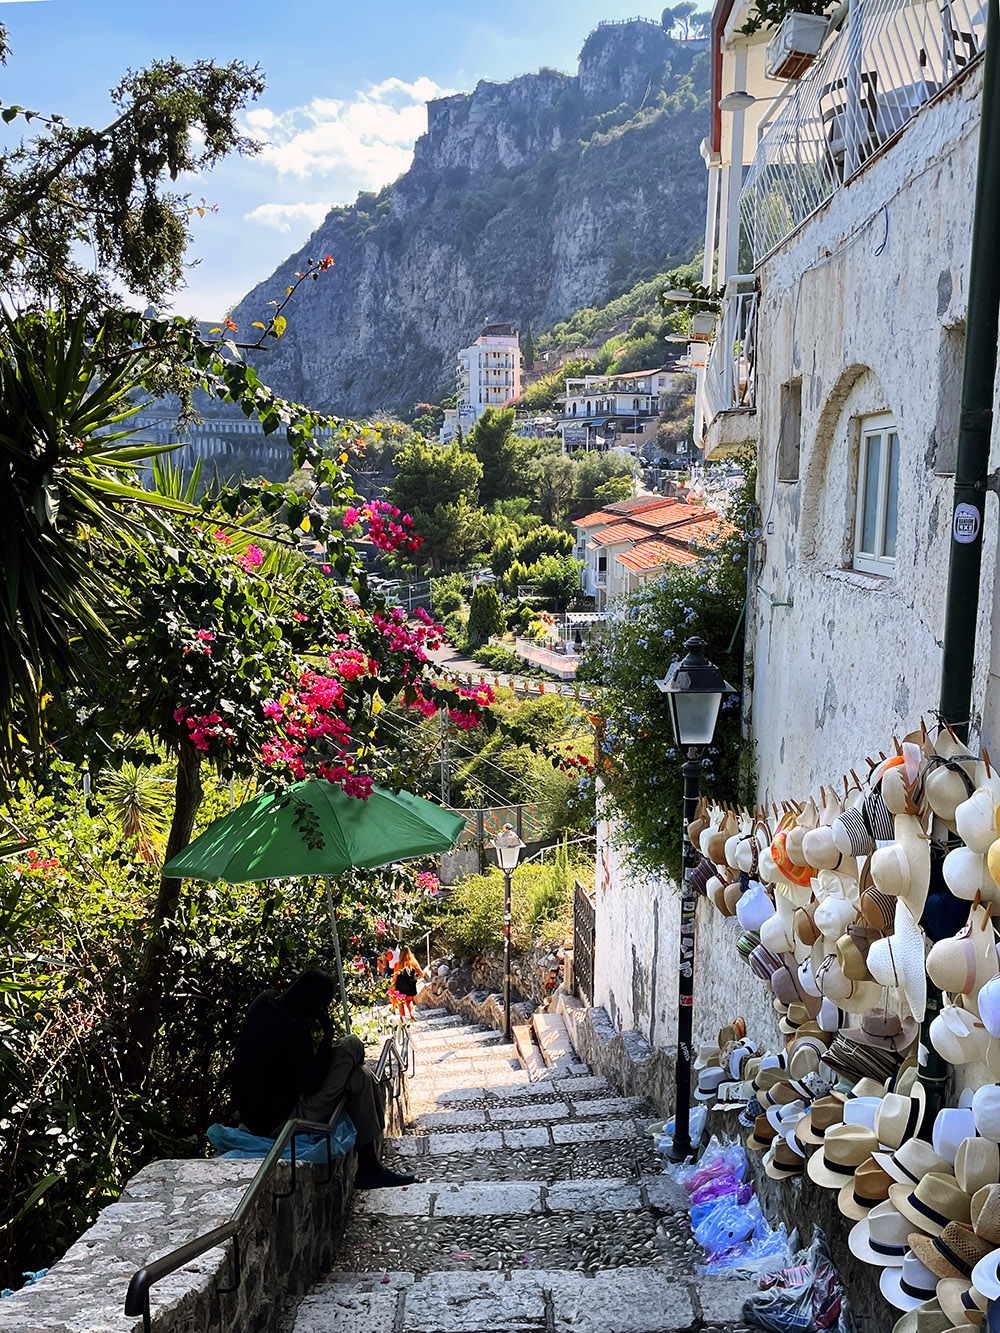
[616,540,701,572]
[575,510,613,528]
[590,521,652,547]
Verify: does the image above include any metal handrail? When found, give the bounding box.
[124,1033,407,1332]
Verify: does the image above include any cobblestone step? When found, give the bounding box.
[409,1094,650,1131]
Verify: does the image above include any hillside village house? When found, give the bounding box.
[585,0,1000,1318]
[555,355,689,452]
[573,497,724,609]
[451,323,523,432]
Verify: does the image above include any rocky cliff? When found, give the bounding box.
[231,19,709,416]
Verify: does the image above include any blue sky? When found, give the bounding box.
[0,1,669,319]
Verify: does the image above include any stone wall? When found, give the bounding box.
[0,1074,407,1333]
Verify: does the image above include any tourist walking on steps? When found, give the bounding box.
[391,946,424,1021]
[232,969,417,1190]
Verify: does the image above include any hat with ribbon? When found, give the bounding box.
[875,1087,929,1151]
[957,1143,1000,1199]
[889,1173,973,1238]
[746,1111,777,1152]
[842,1010,920,1056]
[971,1183,1000,1245]
[763,1134,807,1179]
[807,1123,879,1189]
[880,1251,942,1310]
[935,1277,987,1328]
[874,1139,953,1187]
[971,1245,1000,1302]
[849,1198,913,1266]
[839,1156,895,1220]
[908,1223,996,1281]
[795,1094,845,1147]
[843,1096,882,1132]
[694,1043,722,1071]
[922,729,977,831]
[694,1066,726,1100]
[889,1298,961,1333]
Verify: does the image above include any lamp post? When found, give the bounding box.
[656,636,736,1162]
[494,823,525,1041]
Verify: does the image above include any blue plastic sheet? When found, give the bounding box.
[207,1114,356,1162]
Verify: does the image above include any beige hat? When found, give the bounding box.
[889,1299,958,1333]
[909,1223,996,1281]
[763,1135,807,1179]
[924,728,977,830]
[876,1087,929,1151]
[807,1123,879,1189]
[956,787,999,856]
[935,1277,986,1327]
[956,1142,1000,1198]
[874,1139,953,1186]
[971,1183,1000,1245]
[795,1095,844,1148]
[890,1173,973,1238]
[786,797,818,867]
[838,1156,894,1220]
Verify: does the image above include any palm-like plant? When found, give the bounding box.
[0,308,182,770]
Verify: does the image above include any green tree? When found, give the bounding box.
[466,585,505,648]
[520,326,535,372]
[594,474,635,505]
[572,451,635,509]
[387,438,483,569]
[531,453,577,526]
[529,554,582,609]
[466,407,529,509]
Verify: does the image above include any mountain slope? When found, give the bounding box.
[231,19,709,417]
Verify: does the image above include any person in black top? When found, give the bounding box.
[233,969,416,1189]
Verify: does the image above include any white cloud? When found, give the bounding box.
[246,75,454,182]
[244,201,334,234]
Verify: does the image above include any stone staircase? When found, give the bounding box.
[288,1008,755,1333]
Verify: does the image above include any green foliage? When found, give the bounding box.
[571,451,635,509]
[466,407,531,508]
[740,0,830,34]
[490,524,573,577]
[529,554,583,609]
[594,475,635,505]
[440,849,585,956]
[431,573,465,618]
[466,585,505,649]
[471,644,522,673]
[386,438,484,569]
[578,463,756,878]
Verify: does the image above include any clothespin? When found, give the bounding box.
[985,748,993,779]
[974,889,982,913]
[893,736,902,755]
[920,717,928,743]
[851,769,861,788]
[983,902,994,929]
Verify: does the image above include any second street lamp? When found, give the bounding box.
[656,636,736,1162]
[494,823,525,1041]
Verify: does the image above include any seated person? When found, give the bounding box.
[233,968,416,1190]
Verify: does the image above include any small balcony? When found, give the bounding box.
[740,0,986,265]
[696,276,759,454]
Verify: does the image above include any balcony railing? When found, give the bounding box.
[740,0,986,264]
[700,276,759,424]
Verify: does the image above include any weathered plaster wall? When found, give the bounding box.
[750,63,1000,794]
[594,817,780,1054]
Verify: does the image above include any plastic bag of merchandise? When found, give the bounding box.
[701,1211,793,1276]
[652,1106,709,1160]
[660,1136,745,1191]
[743,1227,856,1333]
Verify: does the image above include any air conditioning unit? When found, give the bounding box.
[765,12,829,80]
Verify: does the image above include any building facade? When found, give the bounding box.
[455,323,523,427]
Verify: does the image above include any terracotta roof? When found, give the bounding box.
[575,509,615,528]
[616,540,700,572]
[573,497,705,530]
[663,515,734,544]
[590,521,652,547]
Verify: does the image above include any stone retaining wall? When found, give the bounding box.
[0,1075,407,1333]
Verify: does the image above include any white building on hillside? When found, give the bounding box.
[555,359,688,452]
[455,323,523,427]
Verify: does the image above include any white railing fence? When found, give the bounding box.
[700,276,760,428]
[740,0,986,265]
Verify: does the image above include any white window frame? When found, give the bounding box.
[853,412,899,576]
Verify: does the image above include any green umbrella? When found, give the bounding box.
[163,779,466,1028]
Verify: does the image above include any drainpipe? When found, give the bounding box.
[923,0,1000,1125]
[938,0,1000,742]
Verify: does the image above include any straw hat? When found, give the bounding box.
[873,1139,953,1187]
[807,1123,879,1189]
[957,1144,1000,1200]
[908,1223,996,1281]
[795,1094,844,1147]
[868,900,928,1022]
[890,1299,960,1333]
[872,812,932,920]
[935,1277,986,1328]
[930,1008,992,1067]
[771,827,815,890]
[760,890,798,953]
[763,1135,806,1179]
[839,1156,894,1220]
[956,788,998,856]
[862,882,898,933]
[875,1087,929,1150]
[785,797,818,866]
[707,809,737,867]
[971,1183,1000,1244]
[923,729,977,830]
[928,927,986,998]
[694,1066,725,1100]
[889,1173,973,1237]
[973,1085,1000,1143]
[837,924,880,981]
[841,1010,919,1056]
[746,1111,777,1152]
[943,847,995,904]
[880,1252,942,1310]
[849,1198,913,1266]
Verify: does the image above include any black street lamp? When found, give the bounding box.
[494,823,525,1041]
[655,636,736,1161]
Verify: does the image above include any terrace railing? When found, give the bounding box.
[700,276,759,427]
[740,0,986,264]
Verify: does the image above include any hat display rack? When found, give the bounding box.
[692,721,1000,1330]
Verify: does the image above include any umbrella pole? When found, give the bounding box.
[324,876,352,1033]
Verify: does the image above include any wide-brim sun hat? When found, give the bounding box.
[807,1123,879,1189]
[869,901,928,1022]
[880,1252,941,1310]
[873,1140,954,1188]
[935,1276,987,1328]
[889,1173,973,1238]
[955,787,998,855]
[849,1198,912,1266]
[908,1223,996,1281]
[943,847,995,904]
[930,1006,991,1066]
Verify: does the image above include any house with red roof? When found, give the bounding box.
[573,497,726,609]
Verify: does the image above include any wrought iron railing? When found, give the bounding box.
[740,0,986,264]
[573,878,597,1005]
[123,1032,408,1333]
[700,276,759,428]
